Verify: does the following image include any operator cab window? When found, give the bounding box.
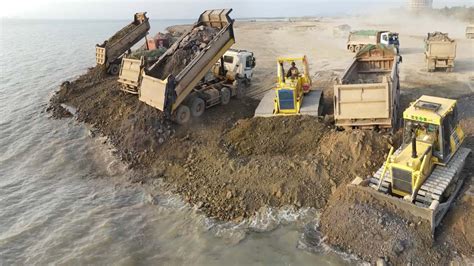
[404,120,441,154]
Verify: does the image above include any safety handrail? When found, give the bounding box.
[377,146,394,190]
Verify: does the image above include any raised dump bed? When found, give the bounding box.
[334,44,401,130]
[95,12,150,74]
[139,9,236,122]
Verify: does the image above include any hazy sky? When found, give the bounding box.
[1,0,472,19]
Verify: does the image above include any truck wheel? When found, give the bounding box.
[108,64,120,75]
[221,87,231,105]
[354,45,361,53]
[190,97,205,117]
[175,105,191,124]
[349,45,355,53]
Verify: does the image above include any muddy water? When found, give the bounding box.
[0,20,350,264]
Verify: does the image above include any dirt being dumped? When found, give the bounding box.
[148,25,218,79]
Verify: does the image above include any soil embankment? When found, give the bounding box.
[49,67,392,221]
[49,15,474,264]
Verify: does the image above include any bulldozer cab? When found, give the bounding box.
[273,56,312,114]
[402,96,464,164]
[277,56,310,84]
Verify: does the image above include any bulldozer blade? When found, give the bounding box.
[254,89,323,117]
[352,147,471,236]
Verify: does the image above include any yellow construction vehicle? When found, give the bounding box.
[254,55,323,117]
[356,95,471,233]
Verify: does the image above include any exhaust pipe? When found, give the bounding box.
[411,130,417,158]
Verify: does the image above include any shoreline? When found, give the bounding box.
[48,17,474,265]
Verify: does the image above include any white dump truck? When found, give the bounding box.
[347,30,400,53]
[118,49,255,95]
[424,32,456,72]
[334,44,401,130]
[138,9,256,124]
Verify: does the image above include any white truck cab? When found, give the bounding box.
[216,49,256,83]
[380,32,400,50]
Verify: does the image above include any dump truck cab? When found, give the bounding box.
[273,56,311,115]
[380,31,399,48]
[221,49,256,81]
[212,49,256,84]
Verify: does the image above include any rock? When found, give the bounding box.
[393,240,405,255]
[145,193,157,205]
[276,188,283,198]
[226,190,233,199]
[376,257,387,266]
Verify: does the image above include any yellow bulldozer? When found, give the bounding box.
[254,55,323,117]
[354,95,471,233]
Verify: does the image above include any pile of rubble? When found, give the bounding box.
[148,25,219,79]
[426,31,453,41]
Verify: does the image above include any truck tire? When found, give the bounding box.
[349,45,355,53]
[175,105,191,124]
[354,45,361,53]
[221,87,231,105]
[190,97,205,117]
[108,64,120,75]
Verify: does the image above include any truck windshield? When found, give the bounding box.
[389,35,399,45]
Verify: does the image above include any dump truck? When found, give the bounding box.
[347,30,399,53]
[466,25,474,39]
[352,95,471,234]
[118,48,254,94]
[138,9,256,124]
[254,55,323,117]
[424,32,456,72]
[95,12,150,75]
[334,45,401,130]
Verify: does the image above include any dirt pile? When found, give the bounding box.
[150,115,394,221]
[49,66,175,167]
[224,116,329,156]
[426,31,453,42]
[49,73,395,221]
[148,25,218,79]
[320,185,452,265]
